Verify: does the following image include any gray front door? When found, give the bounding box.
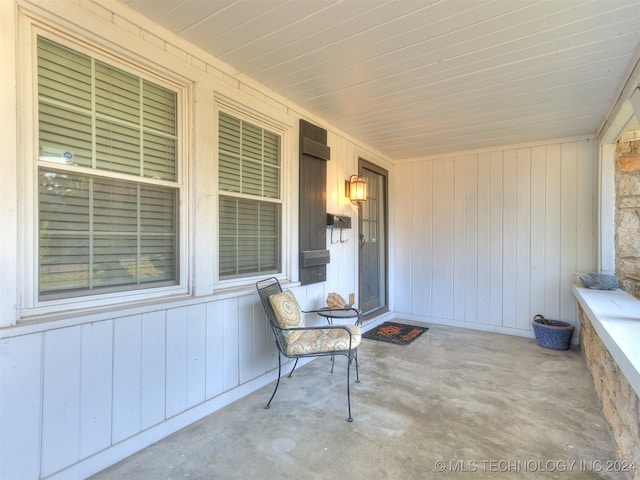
[358,160,388,318]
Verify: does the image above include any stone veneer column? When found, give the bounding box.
[616,138,640,299]
[578,307,640,478]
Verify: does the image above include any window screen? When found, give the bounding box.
[37,37,179,299]
[218,112,281,278]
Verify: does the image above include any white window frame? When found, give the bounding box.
[18,25,190,318]
[213,96,294,290]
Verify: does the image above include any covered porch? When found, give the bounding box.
[91,323,625,479]
[2,1,640,479]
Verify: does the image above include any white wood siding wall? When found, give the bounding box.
[393,139,597,335]
[0,1,600,478]
[1,294,282,479]
[1,1,389,478]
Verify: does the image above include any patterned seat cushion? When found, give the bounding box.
[284,324,361,356]
[269,290,305,343]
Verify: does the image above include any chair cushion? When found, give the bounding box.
[284,325,361,356]
[269,290,304,343]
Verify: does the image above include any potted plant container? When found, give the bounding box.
[531,314,574,350]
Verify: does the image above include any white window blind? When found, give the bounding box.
[218,112,281,278]
[37,37,179,299]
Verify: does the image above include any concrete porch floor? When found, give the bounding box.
[91,323,630,480]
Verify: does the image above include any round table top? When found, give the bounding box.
[316,308,360,319]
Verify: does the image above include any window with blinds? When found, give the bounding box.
[37,37,179,299]
[218,112,281,279]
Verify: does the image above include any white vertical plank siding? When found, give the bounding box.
[1,291,282,479]
[186,304,207,409]
[166,308,188,418]
[205,301,226,398]
[223,298,240,391]
[239,295,256,384]
[140,311,166,430]
[325,134,358,295]
[410,162,423,315]
[515,148,532,330]
[476,152,491,325]
[489,151,504,326]
[530,146,547,321]
[464,154,479,324]
[250,296,268,379]
[441,158,455,320]
[421,161,434,316]
[502,149,518,329]
[393,139,597,335]
[431,159,444,318]
[453,155,466,322]
[395,163,413,312]
[41,327,82,477]
[0,334,43,480]
[412,164,433,315]
[544,145,563,319]
[80,321,113,458]
[112,316,142,442]
[560,142,579,326]
[165,304,208,415]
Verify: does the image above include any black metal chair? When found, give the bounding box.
[256,277,361,422]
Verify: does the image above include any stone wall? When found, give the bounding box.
[579,306,640,479]
[578,135,640,479]
[616,136,640,299]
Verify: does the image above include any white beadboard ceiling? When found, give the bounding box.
[118,0,640,160]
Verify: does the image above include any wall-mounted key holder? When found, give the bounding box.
[326,213,352,243]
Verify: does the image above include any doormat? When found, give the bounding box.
[363,322,428,345]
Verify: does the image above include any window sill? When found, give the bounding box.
[572,284,640,397]
[2,277,302,338]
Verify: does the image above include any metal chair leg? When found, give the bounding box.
[287,358,299,378]
[346,352,353,422]
[265,353,282,409]
[354,348,360,383]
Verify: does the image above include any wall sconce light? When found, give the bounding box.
[345,174,367,206]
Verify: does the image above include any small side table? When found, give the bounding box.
[316,307,361,326]
[316,307,361,374]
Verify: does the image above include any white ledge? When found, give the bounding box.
[573,285,640,398]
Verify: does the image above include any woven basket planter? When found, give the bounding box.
[532,315,574,350]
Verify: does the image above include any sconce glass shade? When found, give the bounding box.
[346,174,367,205]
